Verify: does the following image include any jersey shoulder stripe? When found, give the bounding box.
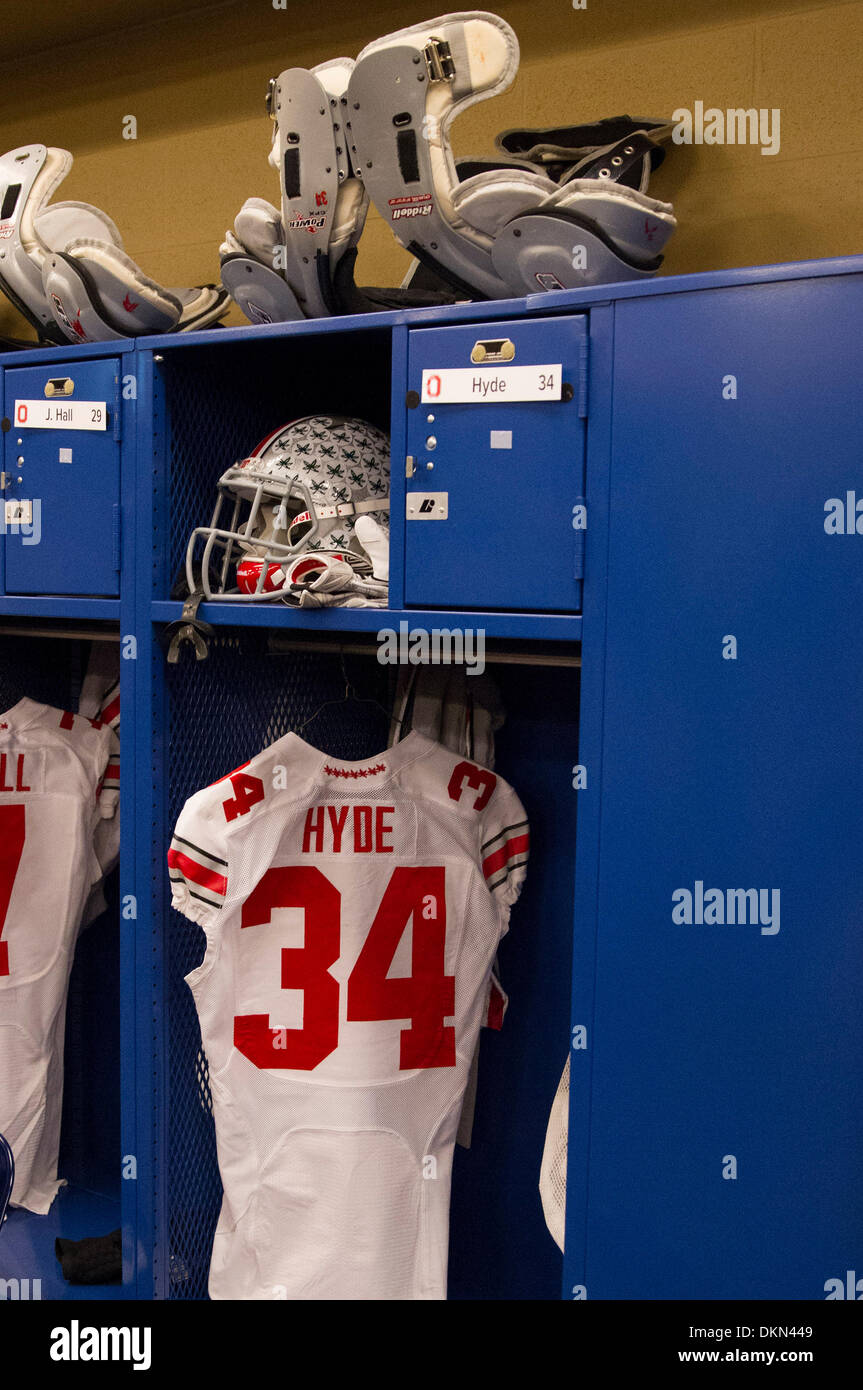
[99,684,121,731]
[98,757,121,790]
[58,709,104,732]
[481,820,530,890]
[168,836,228,908]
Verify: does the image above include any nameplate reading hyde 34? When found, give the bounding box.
[14,399,108,431]
[420,365,562,405]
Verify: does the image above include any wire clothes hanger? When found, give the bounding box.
[296,650,399,738]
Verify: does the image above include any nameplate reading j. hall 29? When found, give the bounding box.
[420,365,562,405]
[14,399,108,431]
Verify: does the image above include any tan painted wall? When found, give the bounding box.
[1,0,861,338]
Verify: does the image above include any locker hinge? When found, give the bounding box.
[572,497,586,579]
[112,504,121,571]
[111,378,123,441]
[577,336,589,418]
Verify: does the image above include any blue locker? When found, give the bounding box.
[3,255,851,1303]
[567,272,863,1299]
[404,316,587,613]
[2,358,121,596]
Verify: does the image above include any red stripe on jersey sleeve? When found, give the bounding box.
[167,848,227,897]
[101,695,121,727]
[482,832,530,882]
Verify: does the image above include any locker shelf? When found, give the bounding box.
[0,1187,124,1300]
[0,598,121,620]
[151,601,581,641]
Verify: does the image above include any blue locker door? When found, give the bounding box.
[3,359,121,595]
[570,274,863,1299]
[404,316,587,612]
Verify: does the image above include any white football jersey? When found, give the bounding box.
[0,697,119,1213]
[78,643,121,926]
[169,730,529,1300]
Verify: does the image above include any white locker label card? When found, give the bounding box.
[420,364,562,404]
[14,399,108,431]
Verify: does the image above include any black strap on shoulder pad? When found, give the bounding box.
[330,246,466,316]
[495,115,672,186]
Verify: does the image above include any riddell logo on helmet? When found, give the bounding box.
[0,222,14,239]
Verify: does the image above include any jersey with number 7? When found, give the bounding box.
[169,730,529,1300]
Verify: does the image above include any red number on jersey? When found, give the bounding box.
[222,772,266,823]
[234,866,340,1070]
[447,760,497,812]
[347,866,455,1068]
[0,804,26,976]
[233,865,455,1072]
[58,710,102,730]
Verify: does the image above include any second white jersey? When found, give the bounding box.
[0,697,118,1213]
[169,730,529,1300]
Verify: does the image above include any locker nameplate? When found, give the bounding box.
[13,399,108,431]
[420,364,562,405]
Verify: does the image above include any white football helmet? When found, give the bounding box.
[186,415,390,600]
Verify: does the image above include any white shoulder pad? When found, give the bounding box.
[347,13,518,299]
[35,200,123,251]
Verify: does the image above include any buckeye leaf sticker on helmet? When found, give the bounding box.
[186,415,390,601]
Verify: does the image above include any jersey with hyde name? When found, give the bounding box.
[168,729,529,1300]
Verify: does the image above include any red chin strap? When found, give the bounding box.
[235,551,353,597]
[235,558,286,594]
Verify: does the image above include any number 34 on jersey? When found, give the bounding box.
[168,732,529,1078]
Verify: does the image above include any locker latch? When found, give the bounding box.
[44,377,74,398]
[470,338,515,364]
